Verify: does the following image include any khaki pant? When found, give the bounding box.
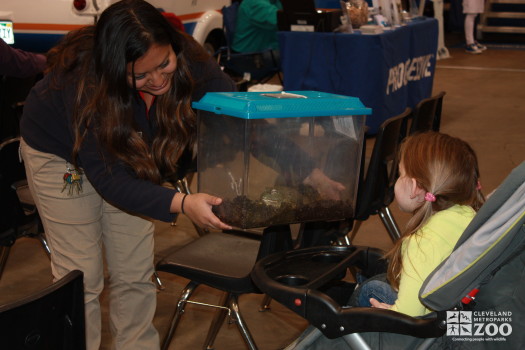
[20,139,160,350]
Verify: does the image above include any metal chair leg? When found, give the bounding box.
[37,233,51,258]
[228,294,258,350]
[204,292,230,350]
[336,206,400,246]
[154,271,165,291]
[161,281,199,350]
[259,294,272,312]
[0,246,11,280]
[378,206,401,242]
[344,220,363,246]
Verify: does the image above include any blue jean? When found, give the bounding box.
[348,273,398,307]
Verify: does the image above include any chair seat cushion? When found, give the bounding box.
[156,232,261,294]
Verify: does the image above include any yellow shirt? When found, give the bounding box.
[390,205,476,317]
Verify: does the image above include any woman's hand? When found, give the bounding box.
[172,193,232,231]
[370,298,393,310]
[303,168,346,200]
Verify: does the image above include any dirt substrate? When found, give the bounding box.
[213,195,354,229]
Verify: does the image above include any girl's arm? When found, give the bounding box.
[389,236,436,316]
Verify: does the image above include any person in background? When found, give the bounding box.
[433,0,451,59]
[19,0,234,349]
[463,0,487,54]
[0,38,46,78]
[232,0,283,53]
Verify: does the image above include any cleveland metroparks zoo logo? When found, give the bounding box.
[446,311,512,342]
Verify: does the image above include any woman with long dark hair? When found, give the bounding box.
[20,1,234,349]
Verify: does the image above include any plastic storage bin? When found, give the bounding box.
[193,91,371,229]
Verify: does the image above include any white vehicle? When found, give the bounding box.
[0,0,230,53]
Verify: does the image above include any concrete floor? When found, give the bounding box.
[1,37,524,350]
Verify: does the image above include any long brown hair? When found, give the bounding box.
[47,0,209,183]
[386,131,485,289]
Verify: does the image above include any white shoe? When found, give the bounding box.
[437,47,450,60]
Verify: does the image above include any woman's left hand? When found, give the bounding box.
[370,298,393,310]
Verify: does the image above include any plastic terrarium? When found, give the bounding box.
[193,91,371,229]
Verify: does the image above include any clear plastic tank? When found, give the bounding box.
[194,91,371,229]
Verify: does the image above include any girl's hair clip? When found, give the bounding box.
[424,192,436,202]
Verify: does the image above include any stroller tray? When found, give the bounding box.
[251,245,385,316]
[251,245,445,339]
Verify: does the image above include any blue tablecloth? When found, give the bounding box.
[278,17,438,134]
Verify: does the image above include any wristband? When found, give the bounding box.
[180,193,188,214]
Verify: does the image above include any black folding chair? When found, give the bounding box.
[0,270,86,350]
[344,108,412,244]
[409,91,446,134]
[156,225,294,350]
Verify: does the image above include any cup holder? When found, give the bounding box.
[275,274,310,286]
[311,252,345,263]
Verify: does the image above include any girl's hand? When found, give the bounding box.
[180,193,232,231]
[370,298,393,310]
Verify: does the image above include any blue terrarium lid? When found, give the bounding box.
[192,91,372,119]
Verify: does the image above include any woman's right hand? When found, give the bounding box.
[173,193,232,231]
